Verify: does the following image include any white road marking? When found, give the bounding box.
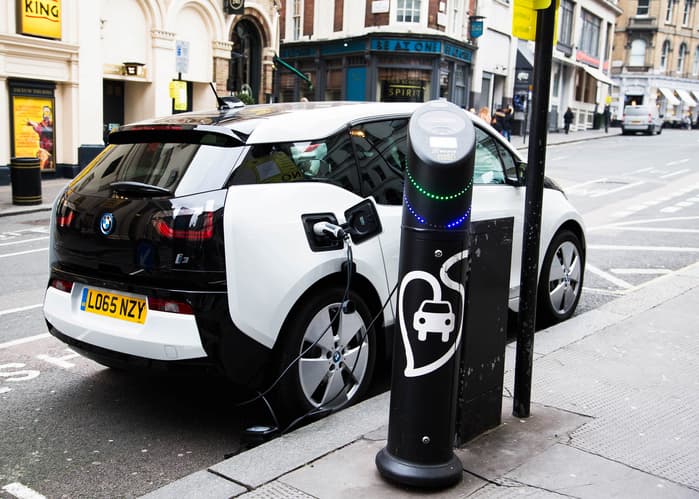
[0,304,43,317]
[0,248,48,258]
[659,169,689,179]
[665,158,689,166]
[36,351,79,369]
[582,287,627,296]
[589,244,699,252]
[2,482,47,499]
[0,237,49,247]
[629,167,652,174]
[0,387,12,394]
[610,268,672,275]
[660,206,681,213]
[585,264,633,289]
[565,177,608,192]
[589,181,645,198]
[0,333,50,350]
[587,216,699,231]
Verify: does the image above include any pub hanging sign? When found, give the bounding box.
[16,0,62,40]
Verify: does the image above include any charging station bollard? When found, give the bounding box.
[376,100,475,488]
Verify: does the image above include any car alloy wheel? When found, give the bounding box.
[273,287,376,420]
[538,230,584,326]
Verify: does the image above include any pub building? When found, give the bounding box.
[276,34,474,107]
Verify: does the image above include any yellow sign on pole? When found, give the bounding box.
[169,80,187,111]
[513,0,559,42]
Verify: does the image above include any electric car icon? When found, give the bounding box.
[43,101,585,423]
[413,300,456,342]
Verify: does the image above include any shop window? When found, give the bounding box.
[325,66,342,101]
[377,67,431,102]
[279,72,296,103]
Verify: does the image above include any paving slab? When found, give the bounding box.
[505,444,699,498]
[281,439,485,498]
[455,403,589,484]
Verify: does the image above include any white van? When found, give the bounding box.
[621,105,663,135]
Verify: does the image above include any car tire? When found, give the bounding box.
[272,286,377,423]
[537,230,584,327]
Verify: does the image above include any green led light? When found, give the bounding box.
[406,167,472,201]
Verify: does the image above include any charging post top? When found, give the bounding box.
[404,100,475,233]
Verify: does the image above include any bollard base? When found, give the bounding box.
[375,447,462,489]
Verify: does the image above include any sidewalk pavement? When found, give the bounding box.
[142,260,699,499]
[0,127,621,218]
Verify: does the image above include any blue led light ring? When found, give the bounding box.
[406,167,473,201]
[403,195,472,229]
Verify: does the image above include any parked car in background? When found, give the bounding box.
[43,101,586,422]
[621,105,663,135]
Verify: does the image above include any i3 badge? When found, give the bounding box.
[100,213,115,235]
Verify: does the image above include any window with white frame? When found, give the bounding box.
[660,40,671,70]
[579,10,601,58]
[397,0,421,23]
[693,46,699,75]
[629,39,647,66]
[682,0,690,25]
[677,43,687,73]
[637,0,650,15]
[558,0,574,46]
[665,0,675,23]
[292,0,302,40]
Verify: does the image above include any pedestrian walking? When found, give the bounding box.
[503,106,514,141]
[603,105,610,133]
[564,107,574,134]
[478,106,491,123]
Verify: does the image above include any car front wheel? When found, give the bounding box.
[537,230,584,327]
[273,287,376,422]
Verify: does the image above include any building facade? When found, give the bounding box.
[548,0,621,131]
[1,0,280,183]
[612,0,699,125]
[276,0,477,107]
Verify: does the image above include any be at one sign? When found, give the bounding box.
[176,40,190,74]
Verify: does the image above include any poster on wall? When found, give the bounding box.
[10,81,56,172]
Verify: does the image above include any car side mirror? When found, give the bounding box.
[505,161,526,186]
[344,199,382,244]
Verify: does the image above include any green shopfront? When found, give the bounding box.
[276,35,474,108]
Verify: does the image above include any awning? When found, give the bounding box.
[582,65,615,86]
[273,56,311,83]
[658,87,680,106]
[692,90,699,102]
[676,88,697,107]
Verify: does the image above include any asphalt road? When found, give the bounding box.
[1,128,698,497]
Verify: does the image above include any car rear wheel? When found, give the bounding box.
[537,230,584,327]
[273,287,376,423]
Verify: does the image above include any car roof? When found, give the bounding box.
[128,100,522,158]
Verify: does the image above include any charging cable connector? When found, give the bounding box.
[313,221,346,240]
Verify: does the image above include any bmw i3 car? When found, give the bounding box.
[43,101,585,420]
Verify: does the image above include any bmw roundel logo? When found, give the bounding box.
[100,213,115,236]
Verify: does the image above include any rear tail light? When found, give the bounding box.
[153,210,214,240]
[147,297,194,314]
[50,279,74,293]
[56,197,75,228]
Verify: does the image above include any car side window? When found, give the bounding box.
[494,141,521,182]
[351,119,408,205]
[229,130,361,195]
[474,127,506,185]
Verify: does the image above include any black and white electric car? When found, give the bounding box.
[43,101,585,419]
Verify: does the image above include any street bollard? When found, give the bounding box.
[376,100,475,489]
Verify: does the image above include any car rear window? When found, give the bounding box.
[71,142,244,197]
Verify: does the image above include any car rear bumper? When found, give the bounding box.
[44,285,207,361]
